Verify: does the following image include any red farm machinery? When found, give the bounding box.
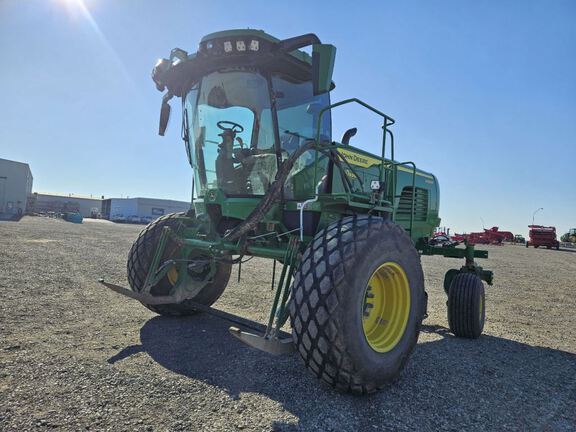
[526,225,560,249]
[453,227,514,245]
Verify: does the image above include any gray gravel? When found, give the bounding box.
[1,216,575,431]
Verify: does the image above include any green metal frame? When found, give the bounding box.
[421,241,494,288]
[265,236,300,337]
[139,220,303,342]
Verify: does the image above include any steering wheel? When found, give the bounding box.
[217,120,244,133]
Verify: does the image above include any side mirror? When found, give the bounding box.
[312,44,336,95]
[159,100,171,136]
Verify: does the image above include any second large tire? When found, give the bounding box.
[127,212,231,316]
[289,216,426,394]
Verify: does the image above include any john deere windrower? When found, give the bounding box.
[100,30,493,394]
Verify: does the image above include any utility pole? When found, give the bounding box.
[532,207,543,226]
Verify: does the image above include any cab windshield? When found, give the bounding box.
[185,70,331,198]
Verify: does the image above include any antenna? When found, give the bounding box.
[480,217,486,230]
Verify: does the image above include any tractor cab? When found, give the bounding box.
[183,68,331,199]
[153,30,336,204]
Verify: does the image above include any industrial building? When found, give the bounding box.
[1,156,189,223]
[28,192,103,218]
[102,197,190,223]
[0,158,33,219]
[28,193,189,223]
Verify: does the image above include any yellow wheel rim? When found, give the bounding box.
[167,267,179,285]
[362,262,411,353]
[479,296,484,320]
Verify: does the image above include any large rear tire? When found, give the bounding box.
[127,212,231,316]
[289,216,426,394]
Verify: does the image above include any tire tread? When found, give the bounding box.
[290,215,425,395]
[126,212,230,316]
[447,273,485,338]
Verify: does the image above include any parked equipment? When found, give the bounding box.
[63,212,83,224]
[453,227,513,245]
[430,229,460,247]
[513,234,526,244]
[560,228,576,243]
[100,30,494,394]
[527,225,560,249]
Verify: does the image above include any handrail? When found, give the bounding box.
[315,98,395,142]
[313,98,395,189]
[309,98,419,233]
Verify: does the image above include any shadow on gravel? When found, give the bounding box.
[110,316,576,431]
[0,216,22,222]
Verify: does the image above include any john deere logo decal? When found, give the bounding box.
[338,149,380,168]
[337,149,435,180]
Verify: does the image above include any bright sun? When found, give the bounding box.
[50,0,133,86]
[53,0,97,24]
[54,0,90,16]
[57,0,85,5]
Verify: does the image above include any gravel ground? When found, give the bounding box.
[1,216,575,431]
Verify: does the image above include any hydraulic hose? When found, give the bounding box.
[223,141,316,241]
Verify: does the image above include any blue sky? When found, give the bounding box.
[0,0,574,235]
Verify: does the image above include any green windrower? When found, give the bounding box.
[100,30,494,395]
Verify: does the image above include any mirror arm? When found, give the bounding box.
[162,92,174,104]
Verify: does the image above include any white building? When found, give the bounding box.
[0,158,33,219]
[102,197,190,223]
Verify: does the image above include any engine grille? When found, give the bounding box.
[396,187,429,222]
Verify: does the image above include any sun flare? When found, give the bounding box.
[50,0,135,90]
